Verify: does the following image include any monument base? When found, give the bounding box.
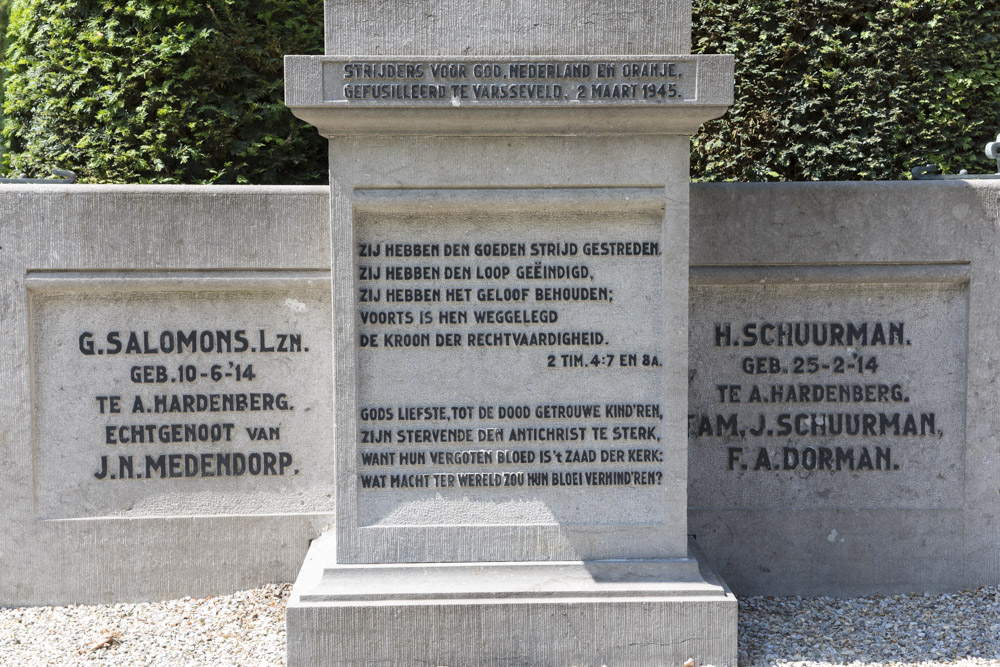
[286,535,737,666]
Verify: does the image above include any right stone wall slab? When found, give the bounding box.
[688,181,1000,596]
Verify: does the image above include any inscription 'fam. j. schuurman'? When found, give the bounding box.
[79,327,310,483]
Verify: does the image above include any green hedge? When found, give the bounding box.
[2,0,326,183]
[5,1,998,183]
[0,0,11,138]
[692,0,1000,180]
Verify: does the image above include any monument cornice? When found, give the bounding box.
[285,54,733,136]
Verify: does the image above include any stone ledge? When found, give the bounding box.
[288,535,736,665]
[285,54,733,136]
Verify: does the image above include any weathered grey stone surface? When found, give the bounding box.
[690,267,967,509]
[350,185,679,563]
[286,0,736,662]
[0,185,332,606]
[324,0,693,56]
[30,271,333,520]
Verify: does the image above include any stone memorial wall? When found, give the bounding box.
[689,181,993,596]
[2,181,1000,607]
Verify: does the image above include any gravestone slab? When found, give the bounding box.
[685,180,1000,597]
[0,185,334,606]
[6,181,1000,606]
[285,0,735,664]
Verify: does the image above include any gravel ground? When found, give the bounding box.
[739,587,1000,666]
[1,584,999,666]
[0,584,290,666]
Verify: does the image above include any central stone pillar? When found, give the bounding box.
[285,1,735,664]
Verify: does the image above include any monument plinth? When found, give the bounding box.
[285,2,735,663]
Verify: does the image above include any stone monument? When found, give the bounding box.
[284,1,735,663]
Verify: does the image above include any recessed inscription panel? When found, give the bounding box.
[353,192,669,530]
[29,273,334,520]
[689,269,968,510]
[322,57,696,105]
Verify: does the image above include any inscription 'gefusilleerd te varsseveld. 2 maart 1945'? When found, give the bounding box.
[322,57,696,105]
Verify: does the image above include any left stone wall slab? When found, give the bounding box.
[0,185,333,606]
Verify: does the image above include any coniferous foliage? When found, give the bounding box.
[4,1,998,182]
[2,0,326,183]
[0,0,11,137]
[692,0,1000,180]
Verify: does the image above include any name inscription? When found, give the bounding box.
[29,276,334,519]
[695,319,922,474]
[82,327,303,482]
[688,276,968,510]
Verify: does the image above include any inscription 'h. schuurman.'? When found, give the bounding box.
[714,321,907,348]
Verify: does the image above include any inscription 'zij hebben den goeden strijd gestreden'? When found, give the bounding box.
[79,327,308,483]
[324,59,692,104]
[356,236,667,493]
